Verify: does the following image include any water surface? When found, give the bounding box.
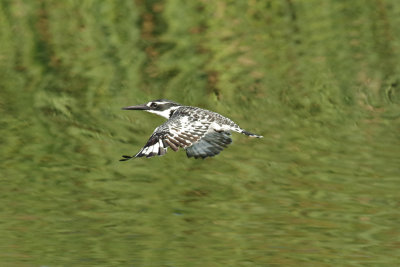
[0,1,399,266]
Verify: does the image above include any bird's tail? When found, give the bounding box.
[241,130,263,138]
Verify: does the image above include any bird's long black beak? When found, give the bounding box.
[122,104,149,110]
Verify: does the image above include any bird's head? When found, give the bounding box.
[122,99,181,119]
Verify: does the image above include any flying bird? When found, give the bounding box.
[120,99,262,160]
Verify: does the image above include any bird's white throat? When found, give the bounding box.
[146,106,179,119]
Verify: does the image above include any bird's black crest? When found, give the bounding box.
[153,99,180,105]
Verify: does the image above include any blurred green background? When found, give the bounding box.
[1,0,399,266]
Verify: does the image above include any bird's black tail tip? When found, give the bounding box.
[242,130,263,138]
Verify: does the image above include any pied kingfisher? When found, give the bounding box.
[120,99,262,160]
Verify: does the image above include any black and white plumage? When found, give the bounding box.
[120,99,262,160]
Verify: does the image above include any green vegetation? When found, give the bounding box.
[0,0,399,266]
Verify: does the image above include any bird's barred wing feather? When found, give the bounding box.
[185,131,232,159]
[120,117,215,160]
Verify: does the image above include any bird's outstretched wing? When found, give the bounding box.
[120,117,213,160]
[185,131,232,159]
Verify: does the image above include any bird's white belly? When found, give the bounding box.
[208,122,232,133]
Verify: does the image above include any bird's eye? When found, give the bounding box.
[150,102,158,108]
